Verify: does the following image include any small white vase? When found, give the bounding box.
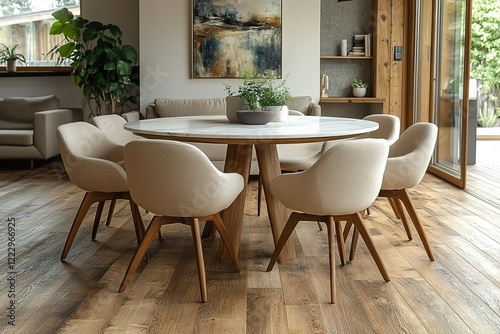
[225,96,245,123]
[268,105,289,122]
[6,60,16,72]
[353,87,367,97]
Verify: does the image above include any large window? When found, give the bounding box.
[0,1,80,66]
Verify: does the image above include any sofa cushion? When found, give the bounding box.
[154,98,226,118]
[0,95,60,125]
[0,130,34,146]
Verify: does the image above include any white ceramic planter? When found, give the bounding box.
[225,96,246,123]
[6,60,16,72]
[353,87,367,97]
[268,105,289,122]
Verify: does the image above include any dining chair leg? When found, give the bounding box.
[351,212,390,282]
[349,224,359,262]
[399,189,434,261]
[119,216,163,293]
[190,218,208,302]
[334,219,346,265]
[91,201,106,240]
[129,200,149,262]
[392,197,412,240]
[343,220,353,241]
[266,212,301,272]
[106,199,117,226]
[317,221,323,231]
[326,217,336,303]
[211,214,241,272]
[62,192,95,260]
[201,221,215,238]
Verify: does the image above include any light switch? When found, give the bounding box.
[394,46,402,61]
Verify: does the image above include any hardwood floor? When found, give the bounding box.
[1,157,500,333]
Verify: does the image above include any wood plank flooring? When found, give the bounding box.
[1,157,500,333]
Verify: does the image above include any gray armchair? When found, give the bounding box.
[0,95,83,168]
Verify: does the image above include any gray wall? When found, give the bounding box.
[138,0,321,113]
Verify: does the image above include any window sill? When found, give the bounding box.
[0,66,72,77]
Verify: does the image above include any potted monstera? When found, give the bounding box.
[48,8,138,117]
[0,44,26,72]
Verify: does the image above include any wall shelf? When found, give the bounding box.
[320,97,385,104]
[320,56,373,60]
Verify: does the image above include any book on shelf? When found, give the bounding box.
[365,34,372,57]
[348,51,366,56]
[353,34,365,48]
[351,34,372,57]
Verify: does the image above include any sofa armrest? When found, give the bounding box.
[308,101,321,116]
[34,108,82,159]
[145,103,159,119]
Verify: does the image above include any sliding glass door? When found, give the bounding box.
[412,0,472,188]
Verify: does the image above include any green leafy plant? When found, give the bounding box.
[351,78,368,88]
[48,8,138,116]
[224,69,291,110]
[478,108,498,127]
[0,43,26,64]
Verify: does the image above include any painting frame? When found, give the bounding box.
[192,0,282,78]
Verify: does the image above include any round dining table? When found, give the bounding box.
[125,115,379,262]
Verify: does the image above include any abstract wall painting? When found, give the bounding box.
[192,0,282,78]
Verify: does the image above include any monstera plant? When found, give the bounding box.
[49,8,138,116]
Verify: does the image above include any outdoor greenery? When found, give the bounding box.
[0,0,31,16]
[477,108,498,128]
[48,8,138,116]
[471,0,500,126]
[224,69,291,111]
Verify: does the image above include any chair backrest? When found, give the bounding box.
[271,139,389,216]
[357,114,400,145]
[93,114,141,146]
[124,139,244,217]
[57,122,128,192]
[382,122,438,190]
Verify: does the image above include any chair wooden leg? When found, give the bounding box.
[351,212,390,282]
[190,218,207,302]
[211,214,241,272]
[317,221,323,231]
[334,219,346,265]
[257,174,262,216]
[106,199,117,226]
[91,201,106,240]
[62,192,95,260]
[326,217,336,304]
[201,220,215,238]
[266,212,301,272]
[343,220,353,241]
[349,225,359,262]
[399,189,434,261]
[393,197,412,240]
[119,216,163,293]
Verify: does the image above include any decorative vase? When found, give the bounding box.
[6,60,16,72]
[236,110,273,125]
[353,87,367,97]
[268,105,289,122]
[225,96,246,123]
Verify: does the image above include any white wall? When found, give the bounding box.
[139,0,321,113]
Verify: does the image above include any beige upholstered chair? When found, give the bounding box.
[266,139,390,303]
[347,122,438,262]
[119,139,243,302]
[57,122,145,260]
[93,114,143,226]
[93,114,141,146]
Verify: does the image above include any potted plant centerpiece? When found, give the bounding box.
[0,44,26,72]
[48,8,138,117]
[351,78,368,97]
[224,69,291,123]
[260,72,291,122]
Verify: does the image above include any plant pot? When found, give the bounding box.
[268,105,289,122]
[6,60,16,72]
[236,110,273,125]
[353,87,367,97]
[225,96,246,123]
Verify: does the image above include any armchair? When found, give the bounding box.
[0,95,83,168]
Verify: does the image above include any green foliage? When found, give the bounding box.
[48,8,138,116]
[471,0,500,111]
[225,69,291,111]
[477,108,498,127]
[0,0,31,16]
[351,79,368,88]
[0,44,26,64]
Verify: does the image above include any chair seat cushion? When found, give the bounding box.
[0,130,34,146]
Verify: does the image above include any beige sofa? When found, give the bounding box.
[130,96,321,174]
[0,95,83,167]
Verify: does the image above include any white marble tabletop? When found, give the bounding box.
[124,115,379,144]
